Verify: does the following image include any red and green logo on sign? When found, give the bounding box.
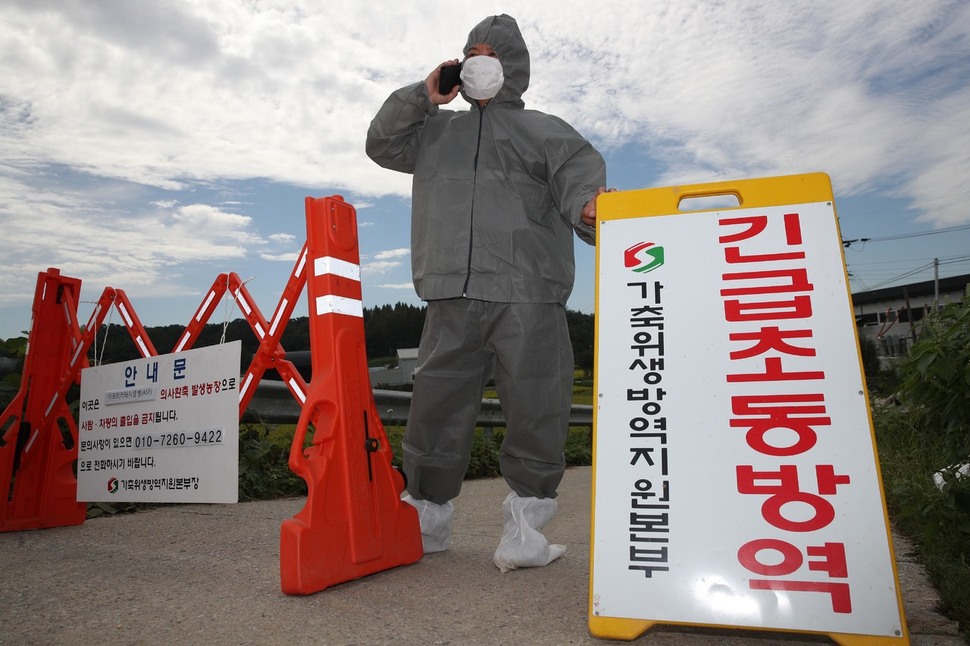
[624,242,664,273]
[107,477,119,494]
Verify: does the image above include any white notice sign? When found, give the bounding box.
[77,341,241,503]
[591,175,904,641]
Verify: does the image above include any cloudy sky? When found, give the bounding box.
[2,0,969,340]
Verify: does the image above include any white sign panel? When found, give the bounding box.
[77,341,241,503]
[592,194,902,637]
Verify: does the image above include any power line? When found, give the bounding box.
[862,262,937,290]
[939,255,970,266]
[850,254,970,269]
[852,255,970,291]
[868,223,970,242]
[843,222,970,246]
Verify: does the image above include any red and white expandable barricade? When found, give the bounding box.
[0,196,422,594]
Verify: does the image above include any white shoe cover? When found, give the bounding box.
[493,492,566,573]
[403,495,454,553]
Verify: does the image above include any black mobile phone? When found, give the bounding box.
[438,63,462,94]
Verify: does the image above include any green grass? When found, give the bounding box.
[873,402,970,640]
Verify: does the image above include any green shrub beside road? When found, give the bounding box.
[875,404,970,639]
[874,288,970,639]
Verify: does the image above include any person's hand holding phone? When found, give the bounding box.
[426,59,461,104]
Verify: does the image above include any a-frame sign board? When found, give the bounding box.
[589,173,908,644]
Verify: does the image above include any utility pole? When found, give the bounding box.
[903,286,917,348]
[933,257,939,310]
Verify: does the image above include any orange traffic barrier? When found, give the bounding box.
[280,196,423,594]
[2,197,422,593]
[1,230,318,532]
[0,269,89,531]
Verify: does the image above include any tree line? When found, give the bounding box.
[83,303,595,376]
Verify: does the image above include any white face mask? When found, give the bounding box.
[460,55,504,100]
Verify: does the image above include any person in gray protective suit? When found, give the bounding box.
[366,14,610,572]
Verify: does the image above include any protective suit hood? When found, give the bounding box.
[461,14,529,108]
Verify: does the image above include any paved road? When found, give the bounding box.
[0,467,963,645]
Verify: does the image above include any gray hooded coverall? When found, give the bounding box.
[365,14,607,504]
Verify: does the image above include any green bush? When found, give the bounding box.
[898,287,970,458]
[875,405,970,537]
[0,336,28,412]
[875,403,970,638]
[238,423,306,501]
[874,362,902,398]
[877,287,970,638]
[859,335,901,396]
[564,427,593,465]
[468,429,502,478]
[860,335,882,392]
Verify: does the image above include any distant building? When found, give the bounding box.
[369,347,419,387]
[853,273,969,360]
[394,348,419,382]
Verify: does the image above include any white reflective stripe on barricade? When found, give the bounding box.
[289,377,307,404]
[315,295,363,318]
[314,256,360,282]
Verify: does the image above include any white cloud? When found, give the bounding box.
[0,171,267,303]
[374,248,410,260]
[3,0,966,216]
[376,282,416,290]
[362,260,402,275]
[521,0,970,223]
[259,252,300,263]
[1,0,460,196]
[1,0,969,335]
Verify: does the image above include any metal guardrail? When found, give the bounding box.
[246,381,594,428]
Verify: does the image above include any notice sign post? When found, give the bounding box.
[77,341,241,504]
[589,174,907,644]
